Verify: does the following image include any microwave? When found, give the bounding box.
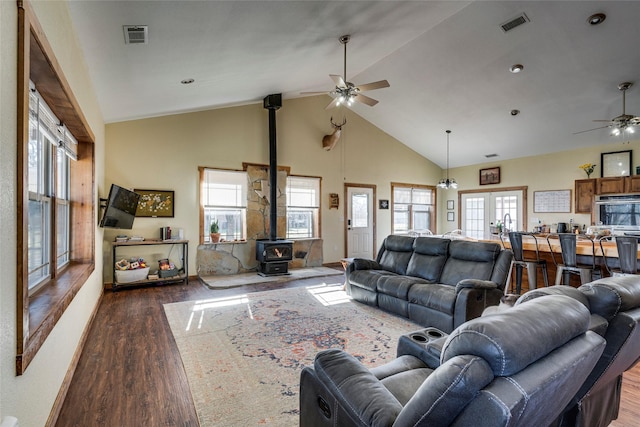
[596,195,640,234]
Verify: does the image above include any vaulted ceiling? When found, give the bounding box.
[67,1,640,168]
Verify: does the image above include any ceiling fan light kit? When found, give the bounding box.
[300,34,390,109]
[437,130,458,190]
[574,81,640,136]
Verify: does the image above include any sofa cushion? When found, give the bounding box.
[378,235,415,275]
[439,240,501,286]
[579,276,640,321]
[377,275,430,299]
[348,270,398,292]
[406,237,449,282]
[442,295,590,376]
[408,283,457,314]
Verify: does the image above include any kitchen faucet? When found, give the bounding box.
[503,213,513,233]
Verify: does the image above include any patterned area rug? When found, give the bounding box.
[163,284,422,426]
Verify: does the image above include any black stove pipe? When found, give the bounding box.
[263,94,282,242]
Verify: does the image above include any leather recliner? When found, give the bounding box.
[514,276,640,427]
[299,295,605,427]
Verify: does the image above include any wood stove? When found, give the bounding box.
[256,239,293,276]
[256,93,293,276]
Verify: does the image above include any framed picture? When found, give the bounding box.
[447,200,454,210]
[601,150,632,177]
[447,212,455,222]
[379,199,389,209]
[134,189,174,217]
[480,167,500,185]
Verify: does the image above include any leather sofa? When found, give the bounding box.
[299,295,605,427]
[346,235,513,333]
[511,276,640,427]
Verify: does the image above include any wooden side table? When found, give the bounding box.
[340,257,355,290]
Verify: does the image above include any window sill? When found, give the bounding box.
[17,262,94,375]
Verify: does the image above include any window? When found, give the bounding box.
[201,169,247,242]
[28,88,75,292]
[286,176,321,239]
[392,183,436,234]
[17,1,96,374]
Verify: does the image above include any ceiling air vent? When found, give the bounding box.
[500,13,530,33]
[485,153,499,158]
[123,25,148,45]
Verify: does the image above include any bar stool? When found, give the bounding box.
[501,231,549,294]
[547,233,602,285]
[599,235,639,276]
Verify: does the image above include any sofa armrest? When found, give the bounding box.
[314,349,402,425]
[345,258,382,277]
[455,279,498,293]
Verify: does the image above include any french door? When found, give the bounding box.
[460,189,525,239]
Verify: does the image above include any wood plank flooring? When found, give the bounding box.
[56,275,640,426]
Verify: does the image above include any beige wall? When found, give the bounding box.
[104,95,441,276]
[0,1,105,425]
[438,139,640,233]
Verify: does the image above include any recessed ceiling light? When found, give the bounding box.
[510,109,520,116]
[587,13,606,25]
[181,78,195,85]
[510,64,524,73]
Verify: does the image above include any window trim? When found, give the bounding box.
[16,0,96,375]
[285,175,322,239]
[391,182,437,234]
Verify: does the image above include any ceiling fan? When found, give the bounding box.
[301,35,390,110]
[574,82,640,135]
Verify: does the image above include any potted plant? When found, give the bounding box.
[210,219,221,243]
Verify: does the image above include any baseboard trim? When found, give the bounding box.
[45,290,104,427]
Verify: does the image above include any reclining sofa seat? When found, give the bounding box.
[346,235,512,333]
[299,295,606,427]
[512,276,640,427]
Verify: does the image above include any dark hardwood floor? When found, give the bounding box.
[56,275,640,426]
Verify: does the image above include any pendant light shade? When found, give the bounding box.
[437,130,458,189]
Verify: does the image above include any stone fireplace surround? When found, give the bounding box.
[196,164,323,276]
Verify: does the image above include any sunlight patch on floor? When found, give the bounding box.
[306,283,352,306]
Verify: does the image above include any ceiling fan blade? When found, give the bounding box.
[630,116,640,125]
[355,80,390,92]
[330,74,346,88]
[325,97,340,110]
[592,120,615,123]
[573,124,612,135]
[354,93,379,107]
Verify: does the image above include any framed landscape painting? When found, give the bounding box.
[480,167,500,185]
[134,189,174,217]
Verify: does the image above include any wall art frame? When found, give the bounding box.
[447,200,454,210]
[479,167,500,185]
[601,150,632,177]
[134,189,175,217]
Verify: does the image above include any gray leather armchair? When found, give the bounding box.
[299,295,605,427]
[509,276,640,427]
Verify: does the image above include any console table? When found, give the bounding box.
[111,239,188,291]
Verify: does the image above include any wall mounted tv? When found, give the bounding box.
[99,184,141,229]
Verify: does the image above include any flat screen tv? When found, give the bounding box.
[99,184,141,229]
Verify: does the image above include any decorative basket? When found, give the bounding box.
[115,267,150,283]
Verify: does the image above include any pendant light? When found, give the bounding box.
[437,130,458,189]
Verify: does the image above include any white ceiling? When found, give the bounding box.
[67,1,640,168]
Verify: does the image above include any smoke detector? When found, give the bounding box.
[123,25,148,45]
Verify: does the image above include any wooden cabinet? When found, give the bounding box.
[626,175,640,193]
[575,179,596,213]
[597,177,626,194]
